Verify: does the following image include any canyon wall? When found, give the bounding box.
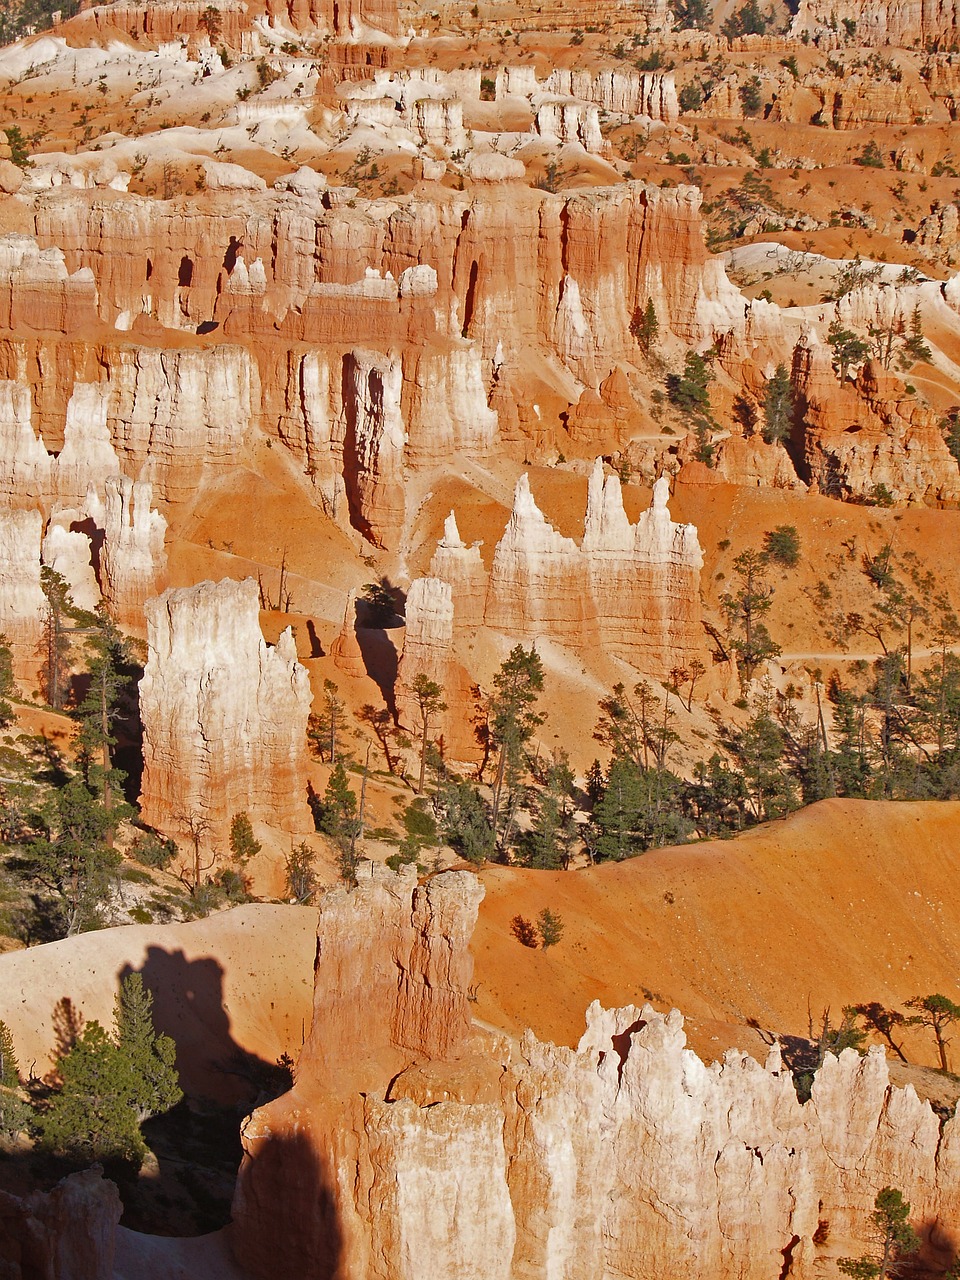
[231,865,960,1280]
[138,577,313,850]
[0,1169,121,1280]
[0,181,740,544]
[791,0,960,49]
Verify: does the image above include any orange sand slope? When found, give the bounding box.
[473,799,960,1062]
[0,905,318,1101]
[1,802,958,1091]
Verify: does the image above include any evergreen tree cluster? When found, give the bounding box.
[0,974,180,1167]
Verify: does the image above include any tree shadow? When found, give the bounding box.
[50,997,84,1065]
[231,1124,344,1280]
[305,619,324,658]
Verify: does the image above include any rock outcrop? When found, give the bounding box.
[419,464,705,680]
[792,333,960,504]
[8,181,739,541]
[791,0,960,49]
[95,477,168,632]
[0,507,46,677]
[0,1170,122,1280]
[138,578,313,850]
[231,865,960,1280]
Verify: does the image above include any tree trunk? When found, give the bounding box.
[417,713,428,795]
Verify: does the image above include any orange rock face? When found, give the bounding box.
[0,1170,121,1280]
[5,182,734,543]
[793,335,960,504]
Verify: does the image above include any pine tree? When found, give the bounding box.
[761,364,794,444]
[27,775,121,936]
[309,679,345,763]
[113,973,181,1122]
[229,811,261,870]
[40,1021,147,1164]
[488,646,545,842]
[411,674,446,795]
[284,842,319,903]
[437,780,494,865]
[905,993,960,1072]
[630,298,659,356]
[827,321,870,382]
[39,567,75,709]
[0,634,15,728]
[838,1186,919,1280]
[73,609,136,835]
[537,908,565,948]
[317,760,358,846]
[721,549,782,683]
[523,754,576,869]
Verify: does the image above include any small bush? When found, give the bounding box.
[537,908,564,948]
[764,525,801,567]
[121,867,153,886]
[854,140,885,169]
[131,832,177,871]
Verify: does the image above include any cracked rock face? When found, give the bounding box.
[230,866,960,1280]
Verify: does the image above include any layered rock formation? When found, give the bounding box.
[791,0,960,49]
[792,333,960,504]
[5,181,740,542]
[413,464,705,686]
[231,865,960,1280]
[138,577,313,849]
[95,477,168,632]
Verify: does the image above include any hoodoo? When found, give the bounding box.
[138,578,313,848]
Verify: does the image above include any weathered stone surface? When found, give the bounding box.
[139,578,313,850]
[0,1170,121,1280]
[436,464,705,678]
[793,332,960,504]
[0,506,46,677]
[96,476,167,632]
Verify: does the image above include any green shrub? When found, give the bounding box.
[764,525,801,567]
[854,140,885,169]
